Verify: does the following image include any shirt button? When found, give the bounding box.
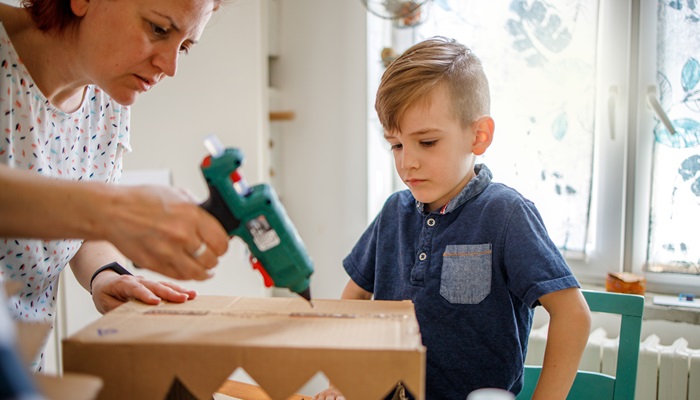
[419,252,427,261]
[427,218,435,227]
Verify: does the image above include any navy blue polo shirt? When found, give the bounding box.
[343,165,579,399]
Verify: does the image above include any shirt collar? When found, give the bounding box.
[415,164,493,215]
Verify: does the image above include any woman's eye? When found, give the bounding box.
[151,23,168,37]
[179,45,191,55]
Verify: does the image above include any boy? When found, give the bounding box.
[314,37,591,400]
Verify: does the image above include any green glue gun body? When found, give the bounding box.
[199,136,313,302]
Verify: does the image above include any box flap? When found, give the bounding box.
[15,321,52,365]
[34,372,103,400]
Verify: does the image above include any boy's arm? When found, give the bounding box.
[341,278,372,300]
[532,287,591,400]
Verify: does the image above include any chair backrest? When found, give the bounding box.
[516,290,645,400]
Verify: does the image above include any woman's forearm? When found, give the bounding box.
[70,241,129,292]
[0,164,113,239]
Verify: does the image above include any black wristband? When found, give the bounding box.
[89,262,133,294]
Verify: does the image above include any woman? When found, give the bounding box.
[0,0,230,370]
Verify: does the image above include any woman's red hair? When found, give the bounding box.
[21,0,76,33]
[21,0,224,33]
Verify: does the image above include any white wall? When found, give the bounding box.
[273,0,368,299]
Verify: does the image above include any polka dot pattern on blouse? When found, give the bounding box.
[0,22,131,370]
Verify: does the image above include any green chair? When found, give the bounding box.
[516,290,645,400]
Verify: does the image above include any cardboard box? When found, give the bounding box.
[2,280,103,400]
[63,296,426,400]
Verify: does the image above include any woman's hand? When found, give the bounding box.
[90,270,197,314]
[104,184,230,281]
[0,165,230,281]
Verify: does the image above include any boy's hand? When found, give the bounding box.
[313,386,345,400]
[341,279,372,300]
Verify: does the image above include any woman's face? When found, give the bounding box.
[72,0,217,105]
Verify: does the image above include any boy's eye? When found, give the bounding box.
[390,143,403,151]
[421,140,437,147]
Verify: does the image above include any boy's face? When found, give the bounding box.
[384,86,492,212]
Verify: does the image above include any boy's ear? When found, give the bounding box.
[70,0,90,17]
[471,116,494,156]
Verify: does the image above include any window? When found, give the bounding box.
[645,1,700,276]
[366,0,700,293]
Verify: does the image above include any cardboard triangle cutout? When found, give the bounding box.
[165,376,208,400]
[242,351,320,400]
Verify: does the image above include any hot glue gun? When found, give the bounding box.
[199,135,313,303]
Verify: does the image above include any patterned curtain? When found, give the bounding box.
[647,0,700,274]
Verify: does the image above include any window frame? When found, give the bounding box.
[628,0,700,293]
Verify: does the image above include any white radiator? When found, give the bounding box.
[526,310,700,400]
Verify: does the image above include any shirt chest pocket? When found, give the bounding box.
[440,244,492,305]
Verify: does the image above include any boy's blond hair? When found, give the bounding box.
[375,36,490,132]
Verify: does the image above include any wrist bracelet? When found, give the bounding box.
[89,262,133,294]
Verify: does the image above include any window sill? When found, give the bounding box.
[584,285,700,325]
[642,294,700,325]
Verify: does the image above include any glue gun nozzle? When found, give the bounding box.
[298,288,313,308]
